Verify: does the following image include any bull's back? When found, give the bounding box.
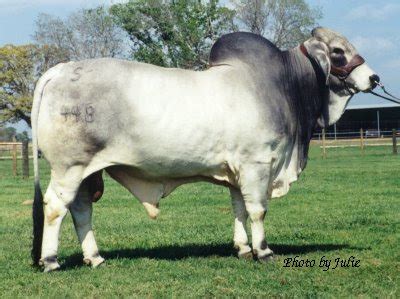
[37,58,269,177]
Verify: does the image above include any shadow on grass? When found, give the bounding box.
[62,242,363,270]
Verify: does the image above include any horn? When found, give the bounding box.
[311,27,331,40]
[312,27,340,42]
[311,27,324,37]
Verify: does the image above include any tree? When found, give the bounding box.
[34,6,128,60]
[111,0,237,70]
[0,45,37,126]
[15,130,29,142]
[0,126,16,141]
[233,0,322,49]
[0,44,62,127]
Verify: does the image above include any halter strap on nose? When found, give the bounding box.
[330,55,365,79]
[300,43,365,79]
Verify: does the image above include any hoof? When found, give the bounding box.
[238,250,254,260]
[254,247,274,263]
[258,253,274,263]
[84,255,105,268]
[43,261,61,272]
[235,244,253,260]
[39,257,60,273]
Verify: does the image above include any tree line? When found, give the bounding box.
[0,0,321,130]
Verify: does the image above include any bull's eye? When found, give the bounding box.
[332,47,345,55]
[330,48,347,67]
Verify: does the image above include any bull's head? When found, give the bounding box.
[302,27,379,126]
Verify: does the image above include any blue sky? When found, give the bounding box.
[0,0,399,132]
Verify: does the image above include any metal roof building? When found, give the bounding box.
[316,103,400,139]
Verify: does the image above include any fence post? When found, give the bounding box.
[360,128,364,155]
[12,143,17,176]
[322,128,326,159]
[392,129,398,155]
[22,140,29,178]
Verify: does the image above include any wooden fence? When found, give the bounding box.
[0,141,31,177]
[1,130,399,176]
[312,128,399,158]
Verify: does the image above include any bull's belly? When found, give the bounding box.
[101,142,233,182]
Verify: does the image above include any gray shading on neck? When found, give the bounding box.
[281,48,328,170]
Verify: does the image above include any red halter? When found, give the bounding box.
[300,43,365,80]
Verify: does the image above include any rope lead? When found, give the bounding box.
[368,81,400,105]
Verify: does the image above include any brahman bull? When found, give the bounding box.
[31,27,379,272]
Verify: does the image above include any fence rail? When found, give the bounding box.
[312,128,399,157]
[0,141,31,177]
[1,129,399,176]
[312,129,400,140]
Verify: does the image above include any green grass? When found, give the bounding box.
[0,146,399,297]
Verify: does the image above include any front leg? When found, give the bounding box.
[229,187,252,259]
[239,163,274,261]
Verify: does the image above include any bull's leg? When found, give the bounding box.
[70,183,104,268]
[239,164,274,262]
[229,187,252,259]
[40,169,82,272]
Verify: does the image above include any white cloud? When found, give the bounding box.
[346,3,400,21]
[351,36,396,56]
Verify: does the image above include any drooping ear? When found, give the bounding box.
[303,37,331,85]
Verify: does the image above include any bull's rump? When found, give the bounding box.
[37,58,268,179]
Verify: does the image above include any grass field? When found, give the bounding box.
[0,146,399,297]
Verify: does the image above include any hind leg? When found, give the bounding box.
[70,182,104,267]
[40,167,83,272]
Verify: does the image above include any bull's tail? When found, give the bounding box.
[31,63,65,266]
[31,170,43,266]
[31,74,46,266]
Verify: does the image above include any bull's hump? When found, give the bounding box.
[209,32,282,67]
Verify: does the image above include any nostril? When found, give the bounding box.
[369,74,380,89]
[370,74,380,83]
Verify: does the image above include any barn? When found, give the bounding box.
[314,103,400,139]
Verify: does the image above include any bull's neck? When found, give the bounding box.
[281,47,328,169]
